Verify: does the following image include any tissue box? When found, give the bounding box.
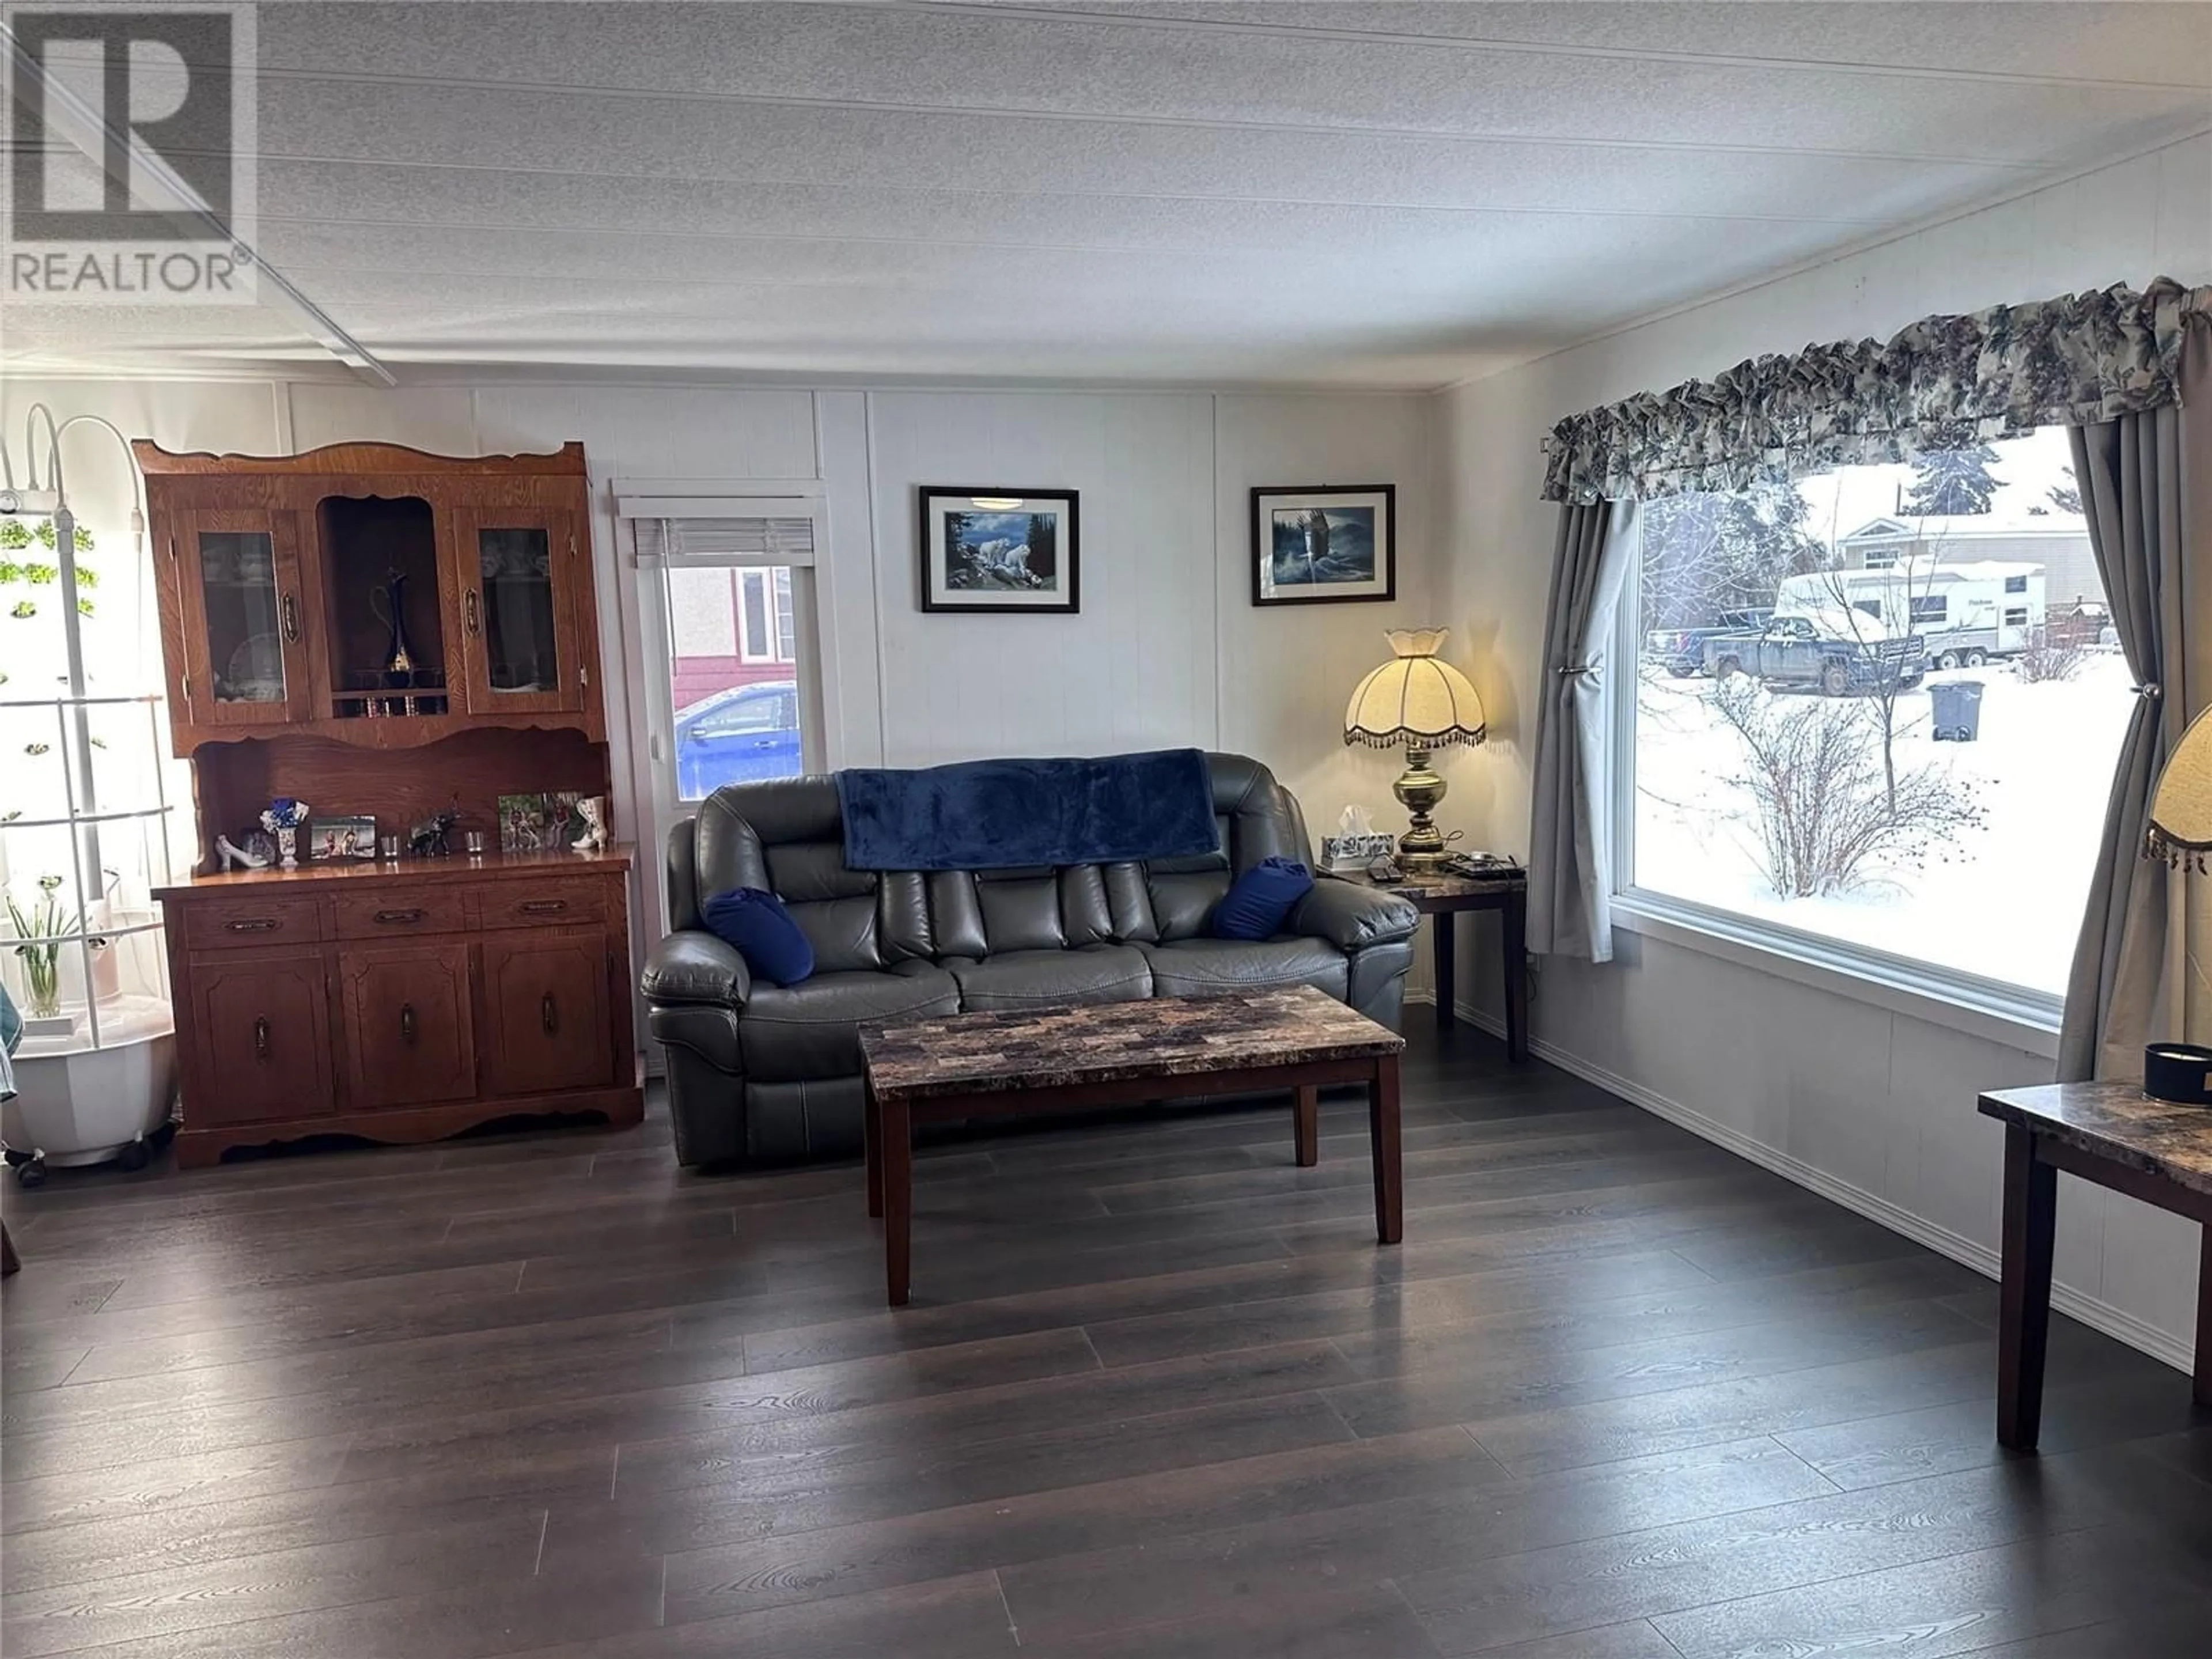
[1321,832,1396,873]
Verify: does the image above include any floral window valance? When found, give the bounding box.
[1541,277,2210,505]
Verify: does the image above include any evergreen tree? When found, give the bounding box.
[2047,467,2082,516]
[1902,445,2002,516]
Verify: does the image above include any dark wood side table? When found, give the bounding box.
[1979,1080,2212,1450]
[1331,868,1528,1060]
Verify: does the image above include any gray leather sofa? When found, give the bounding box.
[641,752,1419,1167]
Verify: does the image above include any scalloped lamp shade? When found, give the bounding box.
[2148,704,2212,872]
[1344,628,1486,749]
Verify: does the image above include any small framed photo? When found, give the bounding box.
[498,793,555,853]
[1252,485,1395,606]
[308,816,377,860]
[918,487,1079,613]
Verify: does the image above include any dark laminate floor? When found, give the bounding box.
[5,1023,2212,1658]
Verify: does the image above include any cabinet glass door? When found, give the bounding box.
[456,507,581,715]
[176,509,310,727]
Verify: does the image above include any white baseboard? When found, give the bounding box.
[1446,997,2195,1376]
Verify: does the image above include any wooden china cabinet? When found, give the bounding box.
[139,442,642,1167]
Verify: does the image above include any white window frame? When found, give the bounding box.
[616,490,831,830]
[1607,512,2063,1050]
[734,567,795,665]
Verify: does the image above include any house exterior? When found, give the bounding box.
[666,565,799,711]
[1835,513,2103,609]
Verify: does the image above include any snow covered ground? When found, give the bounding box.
[1631,652,2135,995]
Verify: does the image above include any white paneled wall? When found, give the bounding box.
[866,392,1220,766]
[1214,394,1441,820]
[3,372,1436,865]
[1438,130,2212,1368]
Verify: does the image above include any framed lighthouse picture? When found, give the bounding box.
[1251,485,1396,607]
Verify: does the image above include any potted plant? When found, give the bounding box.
[5,876,67,1021]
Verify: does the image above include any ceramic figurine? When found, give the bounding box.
[260,797,308,869]
[574,796,609,854]
[408,801,459,858]
[214,833,269,873]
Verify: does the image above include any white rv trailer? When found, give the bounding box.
[1774,560,2047,667]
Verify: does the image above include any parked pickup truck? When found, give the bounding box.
[1644,609,1771,677]
[1702,612,1926,696]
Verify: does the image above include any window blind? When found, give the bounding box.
[634,516,817,564]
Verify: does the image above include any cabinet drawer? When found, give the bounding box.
[336,940,477,1111]
[479,880,609,931]
[333,887,468,940]
[180,894,324,952]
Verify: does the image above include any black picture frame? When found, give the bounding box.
[1251,484,1396,607]
[918,487,1081,614]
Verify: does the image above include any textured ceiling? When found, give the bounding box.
[4,1,2209,387]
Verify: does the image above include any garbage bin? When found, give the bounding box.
[1931,679,1984,742]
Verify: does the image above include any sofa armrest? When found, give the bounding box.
[1290,877,1419,951]
[642,929,753,1009]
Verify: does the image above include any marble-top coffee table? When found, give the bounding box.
[860,984,1407,1306]
[1979,1078,2212,1450]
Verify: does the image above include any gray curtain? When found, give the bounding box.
[1528,499,1635,962]
[2058,320,2203,1080]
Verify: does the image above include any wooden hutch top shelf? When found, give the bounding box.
[136,439,605,757]
[153,844,632,899]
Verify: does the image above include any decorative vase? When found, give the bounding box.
[372,571,421,714]
[21,949,62,1020]
[276,826,298,869]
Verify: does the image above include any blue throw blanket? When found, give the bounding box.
[836,749,1218,871]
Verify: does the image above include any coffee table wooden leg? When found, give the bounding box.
[863,1079,884,1219]
[881,1093,913,1306]
[1293,1083,1320,1168]
[1997,1123,2055,1450]
[1369,1055,1402,1245]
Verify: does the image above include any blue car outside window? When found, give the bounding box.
[676,685,802,798]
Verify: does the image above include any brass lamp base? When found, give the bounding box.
[1392,745,1450,869]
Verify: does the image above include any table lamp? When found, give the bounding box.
[1344,627,1486,869]
[2143,704,2211,1104]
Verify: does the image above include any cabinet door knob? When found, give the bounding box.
[281,592,300,643]
[464,589,480,636]
[254,1016,270,1059]
[541,992,557,1034]
[400,1002,418,1045]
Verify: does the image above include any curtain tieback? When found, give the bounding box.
[2133,681,2163,699]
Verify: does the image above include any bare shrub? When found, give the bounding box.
[2013,632,2085,684]
[1710,677,1985,897]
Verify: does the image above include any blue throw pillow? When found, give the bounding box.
[1211,857,1316,941]
[700,888,815,986]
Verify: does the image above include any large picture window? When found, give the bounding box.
[1622,427,2131,1002]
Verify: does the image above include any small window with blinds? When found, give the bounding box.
[632,508,819,801]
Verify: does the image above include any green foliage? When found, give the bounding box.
[0,517,94,618]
